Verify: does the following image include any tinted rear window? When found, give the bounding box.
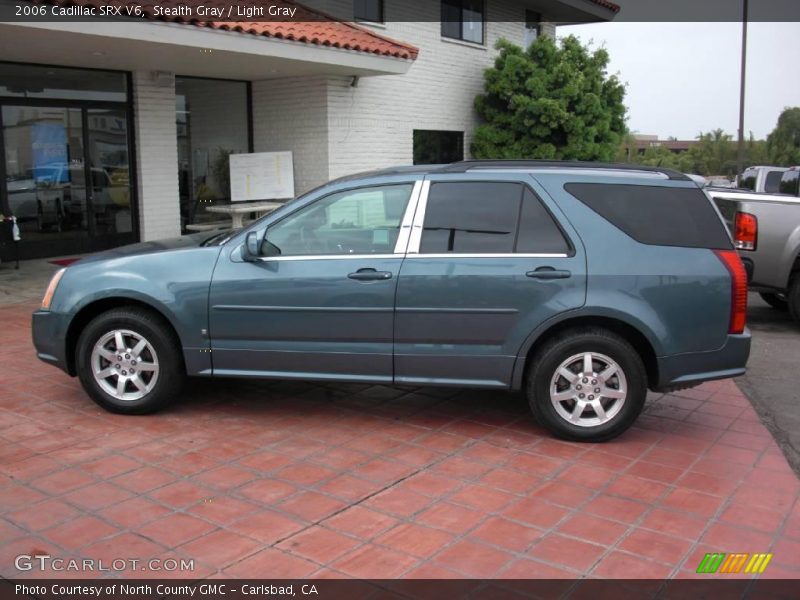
[564,183,732,249]
[517,187,571,254]
[421,182,520,253]
[738,169,756,190]
[780,171,799,196]
[765,170,784,193]
[420,182,571,254]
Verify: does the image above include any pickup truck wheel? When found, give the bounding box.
[789,278,800,324]
[526,328,647,442]
[759,292,788,311]
[75,308,184,414]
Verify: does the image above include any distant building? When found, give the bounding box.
[632,134,699,154]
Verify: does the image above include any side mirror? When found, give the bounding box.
[242,231,261,261]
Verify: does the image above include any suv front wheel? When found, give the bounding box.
[526,328,647,442]
[76,307,184,414]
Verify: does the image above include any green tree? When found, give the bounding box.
[472,36,627,161]
[746,133,769,166]
[767,107,800,165]
[690,129,737,177]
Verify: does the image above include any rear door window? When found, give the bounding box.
[516,187,571,254]
[564,183,732,249]
[419,182,570,254]
[420,182,520,253]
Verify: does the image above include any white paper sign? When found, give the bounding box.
[230,151,294,202]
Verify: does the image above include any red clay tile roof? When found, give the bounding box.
[34,0,420,60]
[588,0,621,13]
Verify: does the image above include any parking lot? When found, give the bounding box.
[0,263,799,580]
[738,294,800,476]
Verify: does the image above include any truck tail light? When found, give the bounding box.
[733,211,757,250]
[714,249,747,334]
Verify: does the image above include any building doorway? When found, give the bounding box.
[0,63,136,261]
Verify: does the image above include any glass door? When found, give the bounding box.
[1,103,135,259]
[2,105,87,257]
[86,107,135,247]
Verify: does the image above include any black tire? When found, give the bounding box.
[759,292,789,311]
[526,327,647,442]
[75,307,184,414]
[789,277,800,324]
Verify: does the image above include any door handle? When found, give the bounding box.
[526,267,571,280]
[348,268,393,281]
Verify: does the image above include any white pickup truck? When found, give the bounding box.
[709,181,800,323]
[737,165,788,194]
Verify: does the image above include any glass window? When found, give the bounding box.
[175,77,250,231]
[564,183,732,249]
[525,10,542,48]
[0,63,126,102]
[355,0,383,22]
[780,170,799,196]
[413,130,464,165]
[420,182,521,254]
[441,0,484,44]
[738,168,756,190]
[765,170,784,194]
[517,188,570,254]
[264,184,413,256]
[87,108,133,235]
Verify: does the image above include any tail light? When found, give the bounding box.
[733,211,757,250]
[714,249,747,334]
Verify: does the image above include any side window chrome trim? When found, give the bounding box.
[406,180,430,254]
[255,254,399,262]
[392,180,424,254]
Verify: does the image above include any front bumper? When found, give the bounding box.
[32,310,70,374]
[653,331,751,392]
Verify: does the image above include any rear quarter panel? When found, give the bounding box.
[534,173,731,356]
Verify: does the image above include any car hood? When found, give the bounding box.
[74,230,238,264]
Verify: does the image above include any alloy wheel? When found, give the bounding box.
[90,329,160,401]
[549,351,627,427]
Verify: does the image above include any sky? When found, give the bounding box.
[560,22,800,141]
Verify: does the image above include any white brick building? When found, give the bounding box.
[0,0,616,260]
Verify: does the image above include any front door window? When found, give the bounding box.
[264,184,414,256]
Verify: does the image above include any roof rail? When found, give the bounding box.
[433,160,690,181]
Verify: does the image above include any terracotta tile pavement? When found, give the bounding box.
[1,298,799,580]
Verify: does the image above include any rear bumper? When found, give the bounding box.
[32,310,70,375]
[653,331,751,392]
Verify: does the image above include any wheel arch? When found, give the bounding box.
[511,312,660,391]
[64,296,182,376]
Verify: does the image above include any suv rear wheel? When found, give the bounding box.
[526,328,647,442]
[76,307,184,414]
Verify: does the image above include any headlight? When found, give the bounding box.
[41,268,66,310]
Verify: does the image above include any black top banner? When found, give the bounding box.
[0,0,797,23]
